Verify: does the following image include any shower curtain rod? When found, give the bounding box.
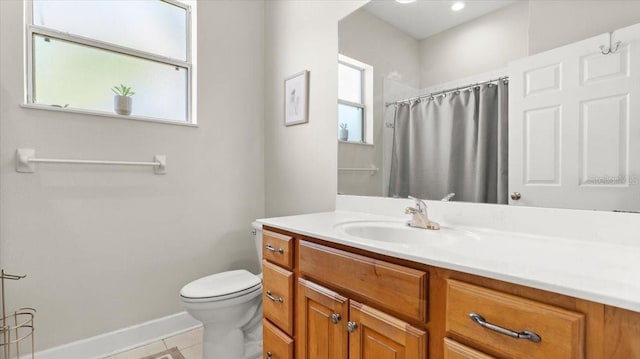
[385,76,509,107]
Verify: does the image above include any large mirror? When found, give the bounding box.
[337,0,640,212]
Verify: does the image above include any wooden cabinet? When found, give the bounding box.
[298,240,428,322]
[348,300,427,359]
[297,278,426,359]
[297,278,348,359]
[263,319,294,359]
[444,338,496,359]
[262,226,640,359]
[262,230,295,357]
[446,279,584,359]
[262,230,293,269]
[262,260,294,336]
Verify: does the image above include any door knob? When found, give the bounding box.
[511,192,521,200]
[347,321,358,332]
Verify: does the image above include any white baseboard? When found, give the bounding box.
[35,312,201,359]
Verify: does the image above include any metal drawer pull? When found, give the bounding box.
[265,290,284,303]
[469,312,541,343]
[331,313,341,324]
[266,351,272,358]
[265,244,284,254]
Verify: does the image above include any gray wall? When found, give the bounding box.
[529,0,640,55]
[419,1,529,87]
[0,0,265,351]
[264,0,366,216]
[419,0,640,87]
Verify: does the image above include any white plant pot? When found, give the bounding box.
[114,95,132,116]
[339,128,349,141]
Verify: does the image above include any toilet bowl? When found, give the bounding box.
[180,223,263,359]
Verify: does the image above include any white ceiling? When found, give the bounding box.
[364,0,518,40]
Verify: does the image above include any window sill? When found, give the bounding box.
[20,103,198,128]
[338,140,374,147]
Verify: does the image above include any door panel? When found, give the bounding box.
[348,300,427,359]
[297,278,349,359]
[509,22,640,210]
[524,106,561,184]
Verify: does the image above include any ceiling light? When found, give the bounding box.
[396,0,417,4]
[451,2,465,11]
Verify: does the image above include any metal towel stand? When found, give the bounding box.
[1,270,35,359]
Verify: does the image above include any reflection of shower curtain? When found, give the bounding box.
[389,83,508,204]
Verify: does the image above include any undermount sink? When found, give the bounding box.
[334,220,477,244]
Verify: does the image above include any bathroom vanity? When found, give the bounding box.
[258,207,640,359]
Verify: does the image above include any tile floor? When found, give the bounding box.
[106,326,203,359]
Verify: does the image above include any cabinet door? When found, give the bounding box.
[297,278,349,359]
[348,300,427,359]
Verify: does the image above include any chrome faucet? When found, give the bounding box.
[405,196,440,230]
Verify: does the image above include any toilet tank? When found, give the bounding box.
[251,222,263,263]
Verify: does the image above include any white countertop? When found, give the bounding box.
[257,210,640,313]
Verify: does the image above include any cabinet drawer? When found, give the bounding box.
[446,280,585,359]
[444,338,496,359]
[263,260,294,336]
[263,230,293,269]
[299,240,428,321]
[263,319,294,359]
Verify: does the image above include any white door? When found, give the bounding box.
[508,23,640,211]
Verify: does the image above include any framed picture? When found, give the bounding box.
[284,70,309,126]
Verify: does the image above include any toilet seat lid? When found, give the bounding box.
[180,270,261,299]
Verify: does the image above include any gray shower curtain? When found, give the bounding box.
[389,82,508,204]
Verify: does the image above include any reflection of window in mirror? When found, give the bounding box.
[338,55,373,144]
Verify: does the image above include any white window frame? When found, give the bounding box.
[23,0,198,127]
[338,54,373,145]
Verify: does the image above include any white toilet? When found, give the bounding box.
[180,222,263,359]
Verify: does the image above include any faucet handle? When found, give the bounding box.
[441,193,456,201]
[408,196,426,209]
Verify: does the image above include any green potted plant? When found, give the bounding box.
[339,122,349,141]
[112,84,135,116]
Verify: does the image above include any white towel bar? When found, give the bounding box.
[15,149,166,174]
[338,165,379,176]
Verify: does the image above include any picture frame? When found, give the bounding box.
[284,70,309,126]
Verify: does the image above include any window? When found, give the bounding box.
[338,55,373,144]
[26,0,195,124]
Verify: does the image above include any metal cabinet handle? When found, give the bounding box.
[265,244,284,254]
[331,313,341,324]
[347,321,358,333]
[265,290,284,303]
[469,312,541,343]
[511,192,522,200]
[266,351,272,358]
